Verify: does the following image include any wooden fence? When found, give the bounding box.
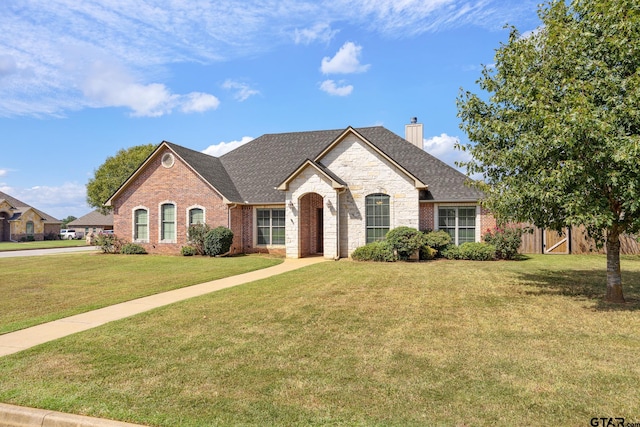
[519,225,640,255]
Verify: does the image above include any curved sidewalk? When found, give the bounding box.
[0,256,326,357]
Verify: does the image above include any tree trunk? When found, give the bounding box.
[605,229,625,303]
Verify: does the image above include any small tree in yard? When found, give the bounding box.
[188,223,211,255]
[457,0,640,303]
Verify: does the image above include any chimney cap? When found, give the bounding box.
[410,117,418,124]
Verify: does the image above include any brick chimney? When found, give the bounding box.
[405,117,423,149]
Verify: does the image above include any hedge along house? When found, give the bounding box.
[0,191,62,241]
[106,123,494,257]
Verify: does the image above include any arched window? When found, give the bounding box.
[161,203,176,242]
[134,208,148,241]
[365,194,390,243]
[188,208,204,226]
[26,221,34,236]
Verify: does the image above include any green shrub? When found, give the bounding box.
[120,243,147,255]
[385,226,427,260]
[187,223,211,255]
[419,246,438,260]
[351,241,397,262]
[94,233,125,254]
[423,230,453,256]
[44,232,58,241]
[204,227,234,256]
[483,227,523,260]
[444,242,495,261]
[181,245,196,256]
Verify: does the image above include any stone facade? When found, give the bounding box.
[322,134,419,258]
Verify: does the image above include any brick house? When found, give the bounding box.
[106,123,494,257]
[0,191,61,241]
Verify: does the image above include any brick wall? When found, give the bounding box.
[419,203,434,231]
[112,147,229,255]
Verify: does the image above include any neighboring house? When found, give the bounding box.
[106,123,495,257]
[0,191,61,241]
[68,210,114,237]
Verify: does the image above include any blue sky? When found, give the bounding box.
[0,0,540,219]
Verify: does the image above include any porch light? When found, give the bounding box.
[288,201,294,209]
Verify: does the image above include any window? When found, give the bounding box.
[257,208,285,245]
[161,203,176,241]
[26,221,34,236]
[438,206,476,245]
[134,209,148,241]
[366,194,390,243]
[189,208,204,226]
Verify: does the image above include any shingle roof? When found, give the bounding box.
[0,191,61,222]
[141,126,483,205]
[68,210,113,227]
[164,142,243,202]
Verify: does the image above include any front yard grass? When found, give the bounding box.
[0,254,282,334]
[1,255,639,426]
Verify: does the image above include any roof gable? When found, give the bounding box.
[0,191,60,222]
[277,159,347,191]
[106,142,243,205]
[314,127,428,190]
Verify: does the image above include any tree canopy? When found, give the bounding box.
[457,0,640,303]
[86,144,156,215]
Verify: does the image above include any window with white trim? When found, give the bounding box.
[26,221,34,236]
[134,208,148,241]
[366,194,390,243]
[161,203,176,242]
[438,206,476,245]
[257,208,285,245]
[188,207,204,226]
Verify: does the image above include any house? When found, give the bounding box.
[0,191,62,241]
[106,122,495,257]
[68,210,114,237]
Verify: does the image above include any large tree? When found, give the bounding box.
[457,0,640,303]
[86,144,156,215]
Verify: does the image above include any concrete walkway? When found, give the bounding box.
[0,256,327,427]
[0,246,99,258]
[0,256,326,357]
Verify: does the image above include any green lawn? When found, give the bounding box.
[0,240,89,251]
[1,255,639,426]
[0,253,282,334]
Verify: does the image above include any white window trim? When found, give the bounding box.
[186,205,206,229]
[253,205,286,248]
[132,206,149,243]
[158,201,177,244]
[434,204,480,245]
[364,193,391,244]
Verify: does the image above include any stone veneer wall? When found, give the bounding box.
[321,134,419,258]
[112,147,229,255]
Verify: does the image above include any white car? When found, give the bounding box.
[59,229,77,240]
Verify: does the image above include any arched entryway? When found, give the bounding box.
[298,193,324,257]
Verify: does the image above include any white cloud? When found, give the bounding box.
[294,23,338,45]
[319,79,353,96]
[181,92,221,113]
[423,133,473,173]
[222,80,260,101]
[321,42,370,74]
[202,136,254,157]
[0,169,7,177]
[0,1,539,116]
[82,61,219,117]
[1,183,90,219]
